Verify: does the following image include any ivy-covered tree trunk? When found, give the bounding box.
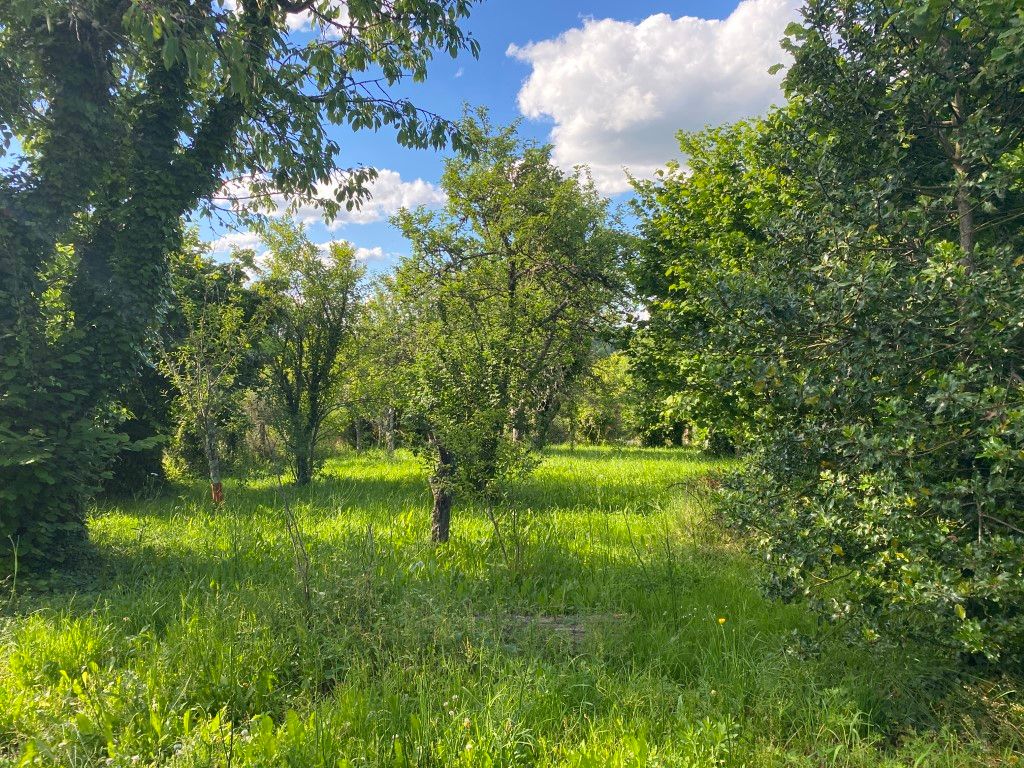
[430,444,456,543]
[292,426,315,486]
[0,6,255,568]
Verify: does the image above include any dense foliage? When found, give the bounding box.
[558,351,640,445]
[4,0,1020,681]
[0,0,478,568]
[389,115,629,541]
[634,0,1024,662]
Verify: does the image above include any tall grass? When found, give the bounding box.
[0,447,1019,767]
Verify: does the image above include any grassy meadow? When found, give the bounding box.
[1,447,1020,767]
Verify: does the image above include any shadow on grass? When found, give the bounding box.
[9,447,970,742]
[91,466,428,523]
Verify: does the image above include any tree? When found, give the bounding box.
[391,114,629,542]
[253,220,364,485]
[636,0,1024,662]
[0,0,479,567]
[158,234,260,504]
[630,122,773,455]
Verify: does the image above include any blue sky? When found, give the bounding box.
[204,0,799,271]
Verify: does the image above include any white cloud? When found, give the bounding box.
[284,0,350,37]
[219,0,350,37]
[317,241,402,265]
[207,230,263,256]
[216,168,446,229]
[206,233,398,279]
[323,169,446,230]
[353,245,388,262]
[507,0,799,194]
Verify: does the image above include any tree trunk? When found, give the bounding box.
[429,444,455,543]
[257,421,270,461]
[202,419,224,504]
[532,398,561,450]
[385,407,396,455]
[956,178,974,263]
[294,443,313,485]
[354,417,363,451]
[510,405,529,445]
[940,90,975,270]
[431,484,453,544]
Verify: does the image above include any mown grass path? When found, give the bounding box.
[1,448,1019,766]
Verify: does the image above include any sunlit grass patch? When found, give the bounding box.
[0,447,1018,767]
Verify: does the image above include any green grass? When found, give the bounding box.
[1,447,1020,767]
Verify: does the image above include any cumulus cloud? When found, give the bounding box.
[323,169,446,230]
[208,235,397,280]
[507,0,799,194]
[353,245,392,263]
[216,168,446,230]
[207,230,264,256]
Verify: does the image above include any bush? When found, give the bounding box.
[632,0,1024,663]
